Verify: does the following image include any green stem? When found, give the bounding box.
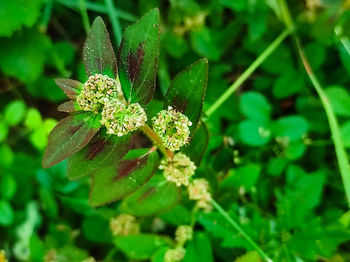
[105,0,123,45]
[278,0,350,208]
[40,0,54,33]
[210,199,273,262]
[79,0,90,34]
[57,0,137,21]
[205,28,292,117]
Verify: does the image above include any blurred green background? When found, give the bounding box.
[1,0,350,261]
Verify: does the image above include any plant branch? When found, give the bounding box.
[105,0,123,45]
[140,125,174,159]
[278,0,350,208]
[210,199,273,262]
[205,28,292,117]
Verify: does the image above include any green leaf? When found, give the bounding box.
[272,70,304,98]
[221,164,261,190]
[0,174,17,200]
[4,100,26,126]
[0,30,51,82]
[273,116,309,142]
[184,232,214,262]
[90,149,159,206]
[240,91,271,123]
[42,114,100,168]
[82,216,113,244]
[0,0,45,37]
[182,122,209,166]
[325,86,350,117]
[54,78,81,99]
[341,120,350,148]
[0,200,14,225]
[67,133,131,180]
[24,108,42,130]
[83,17,117,77]
[238,120,271,146]
[120,173,180,216]
[0,121,8,143]
[115,234,171,260]
[235,251,261,262]
[164,58,208,131]
[117,8,160,105]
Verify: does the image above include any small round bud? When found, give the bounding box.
[101,101,147,136]
[175,225,193,244]
[159,153,196,187]
[188,178,212,212]
[152,106,192,151]
[77,74,124,113]
[164,247,185,262]
[110,214,140,236]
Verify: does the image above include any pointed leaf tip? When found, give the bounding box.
[83,16,117,77]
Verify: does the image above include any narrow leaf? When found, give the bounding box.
[120,173,180,216]
[83,17,117,77]
[90,149,159,206]
[164,58,208,131]
[117,8,160,105]
[67,133,131,180]
[57,101,77,113]
[55,78,81,99]
[42,114,100,168]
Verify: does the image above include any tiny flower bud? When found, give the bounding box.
[110,214,140,236]
[175,225,193,244]
[159,153,196,187]
[188,178,212,212]
[101,101,147,136]
[152,106,192,151]
[77,74,124,113]
[164,247,186,262]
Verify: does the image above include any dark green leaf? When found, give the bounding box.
[117,8,160,105]
[182,122,209,166]
[67,133,131,180]
[83,17,117,77]
[164,58,208,131]
[120,173,180,216]
[115,234,171,260]
[89,149,159,206]
[0,200,14,225]
[82,216,113,243]
[42,114,100,168]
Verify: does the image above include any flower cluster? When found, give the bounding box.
[76,74,124,113]
[159,153,196,186]
[101,100,147,136]
[188,178,212,212]
[110,214,140,236]
[152,106,192,151]
[175,225,193,244]
[164,247,186,262]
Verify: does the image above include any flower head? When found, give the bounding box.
[164,247,186,262]
[159,153,196,187]
[101,100,147,136]
[77,74,124,113]
[188,178,212,212]
[175,225,193,244]
[152,106,192,151]
[110,214,140,236]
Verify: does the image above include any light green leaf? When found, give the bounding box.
[240,91,271,123]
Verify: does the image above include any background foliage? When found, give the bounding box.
[1,0,350,261]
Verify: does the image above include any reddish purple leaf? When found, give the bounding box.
[55,78,81,99]
[57,101,77,113]
[42,114,100,168]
